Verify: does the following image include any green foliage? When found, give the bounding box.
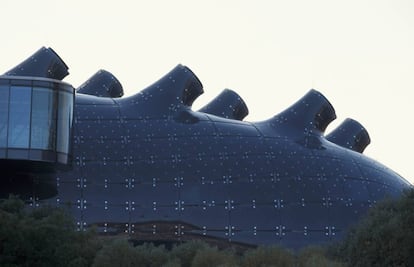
[333,189,414,267]
[170,240,210,267]
[92,240,239,267]
[298,246,344,267]
[91,239,138,267]
[0,196,101,267]
[92,240,169,267]
[0,195,25,214]
[162,258,182,267]
[242,246,295,267]
[191,246,238,267]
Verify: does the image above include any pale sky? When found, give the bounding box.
[1,0,413,183]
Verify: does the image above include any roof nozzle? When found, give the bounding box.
[4,47,69,80]
[268,89,336,135]
[326,118,371,153]
[199,89,249,120]
[77,69,123,98]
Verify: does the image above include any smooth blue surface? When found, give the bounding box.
[0,48,411,250]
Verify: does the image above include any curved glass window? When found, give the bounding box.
[0,77,74,165]
[8,86,31,148]
[57,91,73,154]
[31,87,57,150]
[0,85,9,147]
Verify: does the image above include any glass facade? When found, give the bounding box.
[0,85,9,147]
[57,90,73,153]
[8,86,31,148]
[31,87,57,150]
[0,78,74,164]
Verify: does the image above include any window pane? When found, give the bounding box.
[8,86,31,148]
[31,87,56,150]
[0,85,9,147]
[57,91,73,153]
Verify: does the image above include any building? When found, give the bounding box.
[0,47,410,250]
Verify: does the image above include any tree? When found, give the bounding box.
[333,189,414,267]
[0,196,101,267]
[242,246,295,267]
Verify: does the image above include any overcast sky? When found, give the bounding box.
[1,0,413,183]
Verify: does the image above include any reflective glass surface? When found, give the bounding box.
[8,86,31,148]
[0,77,74,164]
[31,87,57,150]
[57,91,73,154]
[0,85,9,147]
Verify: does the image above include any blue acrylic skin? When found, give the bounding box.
[0,47,410,250]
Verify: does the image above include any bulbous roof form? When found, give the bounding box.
[0,48,410,250]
